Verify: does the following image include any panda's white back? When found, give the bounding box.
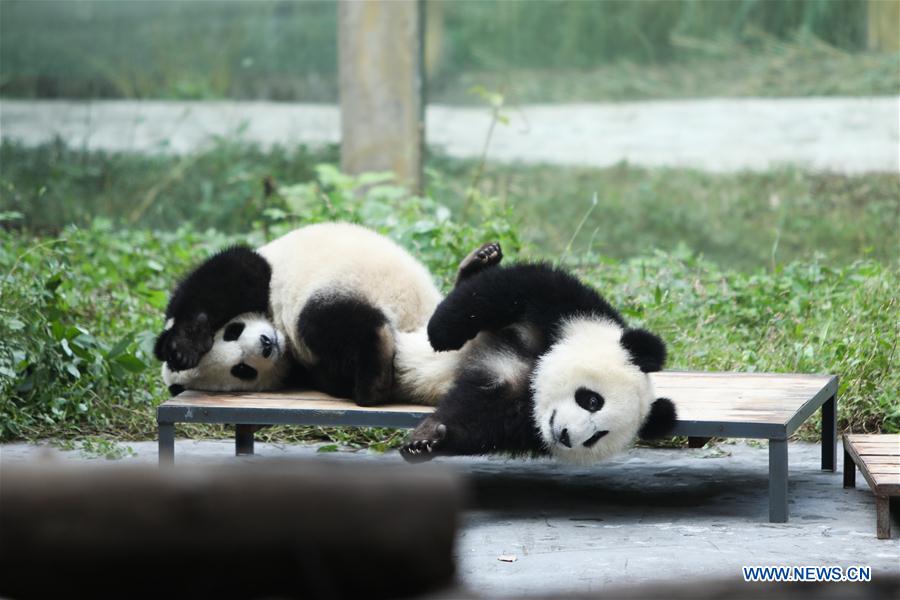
[258,223,442,363]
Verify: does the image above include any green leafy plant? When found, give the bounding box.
[1,163,895,447]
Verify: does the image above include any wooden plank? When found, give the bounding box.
[871,474,900,490]
[853,455,900,464]
[850,440,900,447]
[847,434,900,442]
[163,371,838,430]
[852,446,900,456]
[338,0,424,192]
[169,392,433,415]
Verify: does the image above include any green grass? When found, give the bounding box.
[434,158,900,270]
[4,140,897,270]
[0,155,897,445]
[431,34,900,104]
[1,0,896,102]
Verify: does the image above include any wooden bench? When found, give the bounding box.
[843,434,900,539]
[158,371,838,523]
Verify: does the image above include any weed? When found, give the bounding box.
[0,156,895,445]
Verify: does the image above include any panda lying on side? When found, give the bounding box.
[160,232,676,464]
[155,222,443,405]
[161,236,503,403]
[399,261,677,464]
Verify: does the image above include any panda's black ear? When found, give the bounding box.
[621,328,666,373]
[168,384,186,397]
[638,397,677,440]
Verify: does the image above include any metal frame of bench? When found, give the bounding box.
[158,371,838,523]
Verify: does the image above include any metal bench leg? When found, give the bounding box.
[821,394,837,471]
[769,438,789,523]
[159,421,175,467]
[236,424,255,456]
[876,495,891,539]
[842,445,856,488]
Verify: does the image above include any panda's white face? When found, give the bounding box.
[162,313,292,393]
[530,318,655,464]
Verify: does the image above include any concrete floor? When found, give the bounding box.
[2,438,897,596]
[2,97,898,173]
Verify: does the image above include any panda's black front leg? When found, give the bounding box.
[154,312,214,372]
[155,246,271,371]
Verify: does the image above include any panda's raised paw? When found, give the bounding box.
[400,418,448,464]
[474,242,502,266]
[457,242,503,282]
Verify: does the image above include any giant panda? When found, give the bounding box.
[399,261,677,464]
[160,236,676,464]
[155,222,443,406]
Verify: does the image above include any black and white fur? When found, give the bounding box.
[156,223,442,406]
[400,261,677,464]
[158,234,675,464]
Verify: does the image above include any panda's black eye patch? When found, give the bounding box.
[223,322,245,342]
[575,387,604,412]
[231,363,257,381]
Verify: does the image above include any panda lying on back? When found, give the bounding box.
[400,260,677,464]
[155,223,442,405]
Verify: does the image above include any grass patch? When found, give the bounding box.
[432,34,900,104]
[4,140,896,270]
[0,163,896,444]
[0,139,338,234]
[435,158,900,269]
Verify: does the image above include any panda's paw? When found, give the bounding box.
[457,242,502,282]
[400,418,448,464]
[165,315,214,371]
[472,241,502,267]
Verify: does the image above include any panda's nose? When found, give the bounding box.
[558,428,572,448]
[260,334,274,358]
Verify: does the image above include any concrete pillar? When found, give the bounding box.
[338,0,425,192]
[868,0,900,52]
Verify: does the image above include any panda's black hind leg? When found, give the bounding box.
[456,242,502,285]
[298,293,395,406]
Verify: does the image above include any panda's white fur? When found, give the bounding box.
[391,329,459,405]
[530,317,657,464]
[259,223,441,365]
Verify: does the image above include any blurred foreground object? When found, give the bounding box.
[338,0,424,192]
[0,461,461,599]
